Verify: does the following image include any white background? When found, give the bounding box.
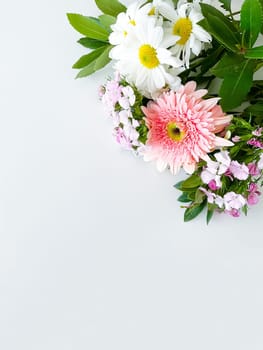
[1,0,263,349]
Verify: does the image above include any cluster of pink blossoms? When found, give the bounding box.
[99,73,263,220]
[247,128,263,149]
[100,73,143,151]
[200,151,263,217]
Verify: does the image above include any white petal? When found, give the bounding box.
[156,158,168,172]
[214,137,234,147]
[183,162,196,174]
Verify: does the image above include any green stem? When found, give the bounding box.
[227,11,240,18]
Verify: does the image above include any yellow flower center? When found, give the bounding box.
[138,44,160,69]
[173,17,192,45]
[148,6,156,16]
[167,122,185,142]
[129,19,136,26]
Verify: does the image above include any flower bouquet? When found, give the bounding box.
[67,0,263,223]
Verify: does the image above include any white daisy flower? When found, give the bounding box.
[109,0,150,46]
[141,0,175,20]
[163,2,212,68]
[110,18,183,97]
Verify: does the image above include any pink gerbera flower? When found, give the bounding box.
[142,81,233,174]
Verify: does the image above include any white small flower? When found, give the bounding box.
[258,153,263,169]
[112,111,120,127]
[132,119,140,128]
[199,187,215,203]
[201,170,222,187]
[119,109,130,125]
[229,161,249,180]
[201,151,232,188]
[215,195,224,208]
[118,86,136,109]
[223,192,246,211]
[214,150,231,174]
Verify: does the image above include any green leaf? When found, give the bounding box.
[211,53,245,78]
[78,37,107,49]
[174,181,184,190]
[242,205,248,216]
[232,117,254,130]
[200,4,240,41]
[219,59,256,110]
[73,47,106,69]
[245,46,263,59]
[200,46,225,75]
[204,13,240,52]
[67,13,109,41]
[75,45,112,78]
[177,193,191,203]
[94,45,112,70]
[240,0,262,48]
[182,175,202,189]
[95,0,126,17]
[260,0,263,34]
[244,102,263,117]
[184,202,206,222]
[99,14,116,29]
[206,208,214,225]
[172,0,179,6]
[218,0,231,12]
[195,189,205,204]
[76,62,97,78]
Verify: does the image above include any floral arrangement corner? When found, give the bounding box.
[67,0,263,223]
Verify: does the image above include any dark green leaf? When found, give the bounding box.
[211,53,245,78]
[240,0,262,48]
[244,102,263,117]
[78,37,107,49]
[200,4,240,41]
[200,46,225,74]
[177,193,191,203]
[260,0,263,34]
[73,47,106,69]
[204,13,240,52]
[229,144,242,158]
[174,181,184,190]
[95,0,126,17]
[218,0,231,12]
[219,60,256,110]
[67,13,109,41]
[206,208,214,225]
[184,202,206,222]
[245,46,263,59]
[242,205,248,216]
